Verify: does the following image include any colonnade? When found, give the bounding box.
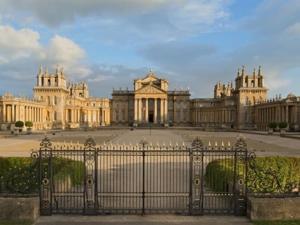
[255,105,298,124]
[66,108,108,125]
[0,103,44,123]
[134,98,168,124]
[192,108,235,125]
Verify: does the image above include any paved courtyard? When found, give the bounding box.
[0,128,299,157]
[35,215,252,225]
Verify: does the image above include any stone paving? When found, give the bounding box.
[0,128,299,157]
[35,215,252,225]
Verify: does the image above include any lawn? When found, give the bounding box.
[253,221,300,225]
[0,220,32,225]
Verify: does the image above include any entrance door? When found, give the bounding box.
[149,113,154,123]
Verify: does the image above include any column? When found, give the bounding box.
[3,104,6,122]
[286,105,289,123]
[154,98,157,123]
[134,98,138,122]
[164,99,168,123]
[145,98,149,122]
[138,98,142,123]
[160,98,164,123]
[11,104,15,122]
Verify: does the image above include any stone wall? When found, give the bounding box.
[247,196,300,221]
[0,196,39,221]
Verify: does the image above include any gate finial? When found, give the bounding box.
[40,136,52,149]
[235,136,247,150]
[191,137,203,149]
[84,136,96,149]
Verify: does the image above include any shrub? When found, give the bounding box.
[0,157,84,194]
[279,122,288,129]
[15,121,24,128]
[0,157,39,194]
[15,121,24,132]
[205,157,300,194]
[268,122,277,129]
[25,121,33,128]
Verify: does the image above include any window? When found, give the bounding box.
[48,79,51,86]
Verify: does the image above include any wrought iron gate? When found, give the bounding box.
[32,136,253,216]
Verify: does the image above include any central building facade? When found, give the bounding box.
[111,72,190,126]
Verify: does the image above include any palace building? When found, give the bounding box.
[0,66,299,131]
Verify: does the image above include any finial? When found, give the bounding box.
[38,65,43,75]
[241,65,245,76]
[237,68,240,76]
[258,65,262,76]
[253,68,256,76]
[56,65,59,75]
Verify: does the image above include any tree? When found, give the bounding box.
[15,121,24,133]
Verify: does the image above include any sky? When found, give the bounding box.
[0,0,300,98]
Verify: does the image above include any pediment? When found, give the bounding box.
[141,74,158,83]
[135,84,166,94]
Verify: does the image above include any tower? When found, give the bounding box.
[233,66,268,129]
[33,65,69,129]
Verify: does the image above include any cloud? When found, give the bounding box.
[0,25,42,63]
[140,40,216,70]
[0,0,231,37]
[0,25,91,94]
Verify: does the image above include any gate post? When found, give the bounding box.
[190,137,204,215]
[38,137,53,216]
[84,137,97,215]
[139,139,148,215]
[234,138,248,216]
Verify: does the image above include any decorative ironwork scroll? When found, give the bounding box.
[39,137,52,215]
[84,137,97,214]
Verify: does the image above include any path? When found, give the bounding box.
[35,215,252,225]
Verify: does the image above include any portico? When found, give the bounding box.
[132,72,169,126]
[134,97,168,124]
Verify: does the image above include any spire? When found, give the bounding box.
[237,68,240,77]
[56,65,59,75]
[38,65,43,75]
[258,65,262,76]
[241,65,245,76]
[45,67,48,75]
[253,68,256,77]
[60,67,64,77]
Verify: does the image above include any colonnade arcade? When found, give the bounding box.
[134,97,168,124]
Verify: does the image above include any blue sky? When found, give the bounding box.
[0,0,299,98]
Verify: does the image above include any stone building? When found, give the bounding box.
[0,66,110,131]
[0,66,299,131]
[190,66,299,130]
[111,72,190,126]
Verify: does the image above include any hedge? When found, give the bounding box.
[205,157,300,194]
[0,157,84,194]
